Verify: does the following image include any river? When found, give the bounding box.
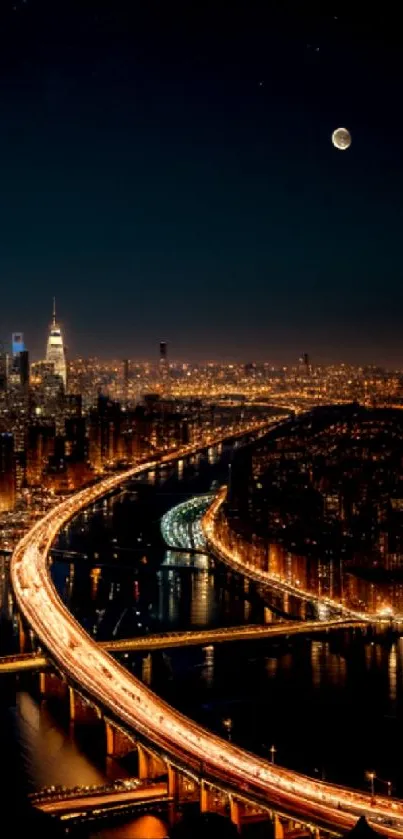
[1,442,402,835]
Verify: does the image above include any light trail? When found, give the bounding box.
[35,782,169,815]
[160,494,213,552]
[0,619,367,672]
[10,421,401,837]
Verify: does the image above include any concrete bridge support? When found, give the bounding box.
[200,780,209,813]
[137,743,166,779]
[105,722,136,758]
[166,764,179,828]
[69,688,102,725]
[141,654,152,685]
[274,813,284,839]
[167,764,178,797]
[18,613,27,653]
[229,795,241,830]
[39,671,68,700]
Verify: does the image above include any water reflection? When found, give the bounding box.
[389,644,397,703]
[15,693,106,790]
[201,645,214,686]
[90,815,169,839]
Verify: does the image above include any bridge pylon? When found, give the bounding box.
[273,813,284,839]
[141,653,152,685]
[39,671,68,700]
[69,688,102,725]
[229,795,241,830]
[137,743,166,779]
[18,613,27,653]
[105,721,136,758]
[200,780,209,813]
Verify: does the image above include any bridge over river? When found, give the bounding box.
[10,421,403,838]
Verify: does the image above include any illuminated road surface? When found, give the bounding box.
[11,424,402,837]
[36,782,169,815]
[0,652,49,673]
[160,494,212,552]
[0,620,366,672]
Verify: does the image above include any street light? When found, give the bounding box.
[270,745,276,764]
[222,717,233,741]
[387,781,392,797]
[366,771,376,798]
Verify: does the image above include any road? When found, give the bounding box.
[160,494,212,553]
[10,421,402,838]
[0,619,367,672]
[36,782,169,815]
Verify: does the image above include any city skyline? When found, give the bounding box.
[0,4,403,364]
[3,297,403,367]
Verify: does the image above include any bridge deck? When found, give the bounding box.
[0,619,367,673]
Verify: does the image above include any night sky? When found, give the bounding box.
[0,1,402,364]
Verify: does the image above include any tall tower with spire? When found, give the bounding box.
[46,298,67,388]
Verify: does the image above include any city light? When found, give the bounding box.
[10,426,403,838]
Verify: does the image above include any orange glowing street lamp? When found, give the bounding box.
[270,744,276,764]
[222,717,233,740]
[366,771,376,797]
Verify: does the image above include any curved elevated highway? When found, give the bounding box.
[10,432,402,838]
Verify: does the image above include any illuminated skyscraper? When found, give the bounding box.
[12,332,25,356]
[9,332,29,388]
[159,341,168,379]
[46,298,67,388]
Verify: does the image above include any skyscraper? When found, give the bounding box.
[19,350,30,387]
[159,341,168,379]
[299,352,311,376]
[46,298,67,388]
[0,349,8,391]
[10,333,29,388]
[12,332,25,356]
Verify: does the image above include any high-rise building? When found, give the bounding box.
[9,346,30,388]
[299,352,311,376]
[26,423,55,487]
[89,395,123,469]
[46,298,67,388]
[159,341,168,378]
[0,433,16,512]
[65,394,82,418]
[12,332,25,356]
[122,359,130,402]
[0,350,8,391]
[19,350,30,387]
